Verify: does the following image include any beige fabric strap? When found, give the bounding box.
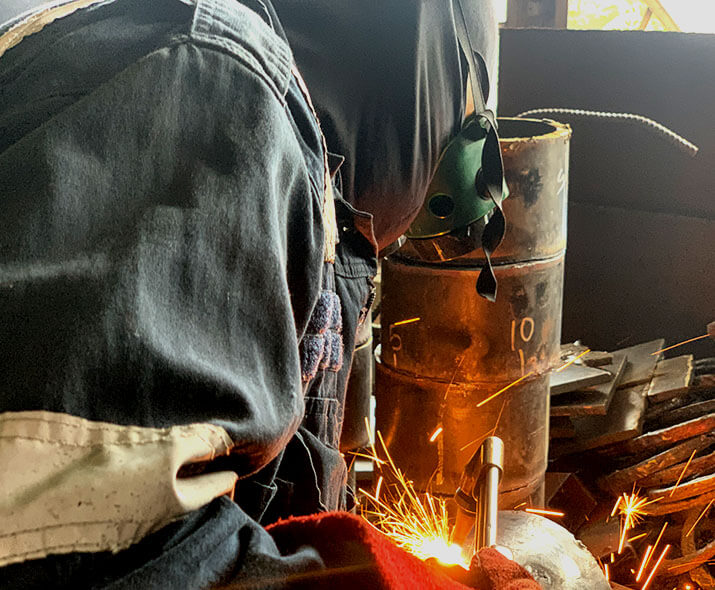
[0,411,237,567]
[291,64,339,264]
[0,0,110,59]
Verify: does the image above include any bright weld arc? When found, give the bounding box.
[641,545,670,590]
[651,334,709,355]
[429,426,443,442]
[670,450,697,497]
[555,348,591,372]
[477,372,534,408]
[685,499,713,537]
[524,508,564,517]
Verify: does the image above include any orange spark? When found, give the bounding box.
[358,430,467,568]
[429,426,443,443]
[611,496,622,517]
[628,532,649,543]
[364,416,374,446]
[640,522,668,577]
[460,399,507,452]
[617,491,661,553]
[375,476,384,501]
[555,348,591,372]
[476,372,535,408]
[652,334,708,355]
[525,508,565,517]
[636,545,653,581]
[514,502,528,509]
[613,487,660,555]
[670,450,697,497]
[641,544,670,590]
[685,499,713,537]
[604,562,610,581]
[610,553,615,563]
[391,317,421,327]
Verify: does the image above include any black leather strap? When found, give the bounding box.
[453,0,506,302]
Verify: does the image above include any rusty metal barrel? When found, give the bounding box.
[375,118,571,507]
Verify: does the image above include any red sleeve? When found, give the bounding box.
[267,511,540,590]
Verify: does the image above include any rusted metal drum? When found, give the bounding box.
[376,118,571,507]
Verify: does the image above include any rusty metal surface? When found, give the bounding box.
[679,505,715,589]
[375,354,548,504]
[575,513,621,559]
[601,412,715,458]
[551,382,649,456]
[559,344,613,367]
[647,355,695,403]
[380,256,564,382]
[550,363,612,396]
[645,399,715,431]
[551,352,627,416]
[545,472,597,531]
[647,471,715,502]
[644,386,715,426]
[616,339,665,388]
[550,416,576,439]
[638,448,715,488]
[377,118,569,507]
[596,434,715,494]
[644,490,715,516]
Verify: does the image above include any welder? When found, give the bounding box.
[0,0,537,588]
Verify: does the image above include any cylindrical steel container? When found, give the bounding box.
[375,118,571,507]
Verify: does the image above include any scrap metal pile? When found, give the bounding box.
[545,338,715,589]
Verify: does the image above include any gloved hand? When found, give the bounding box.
[426,547,541,590]
[267,511,540,589]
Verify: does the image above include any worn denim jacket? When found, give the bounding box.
[0,0,376,587]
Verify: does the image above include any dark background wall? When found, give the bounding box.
[498,29,714,358]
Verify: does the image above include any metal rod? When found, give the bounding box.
[474,436,504,554]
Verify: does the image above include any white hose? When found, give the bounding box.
[515,107,699,157]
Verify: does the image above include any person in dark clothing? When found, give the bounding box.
[0,1,534,588]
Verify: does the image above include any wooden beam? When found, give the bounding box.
[640,0,681,32]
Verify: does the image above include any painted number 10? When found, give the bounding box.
[511,317,535,375]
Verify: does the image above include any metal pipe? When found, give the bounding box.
[475,437,504,551]
[376,118,571,507]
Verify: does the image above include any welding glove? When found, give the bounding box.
[428,548,542,590]
[266,511,540,590]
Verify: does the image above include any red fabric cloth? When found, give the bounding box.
[267,511,540,589]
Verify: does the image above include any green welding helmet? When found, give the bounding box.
[404,0,508,301]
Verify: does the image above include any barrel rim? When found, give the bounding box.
[497,117,572,142]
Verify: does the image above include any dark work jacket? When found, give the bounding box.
[0,0,376,587]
